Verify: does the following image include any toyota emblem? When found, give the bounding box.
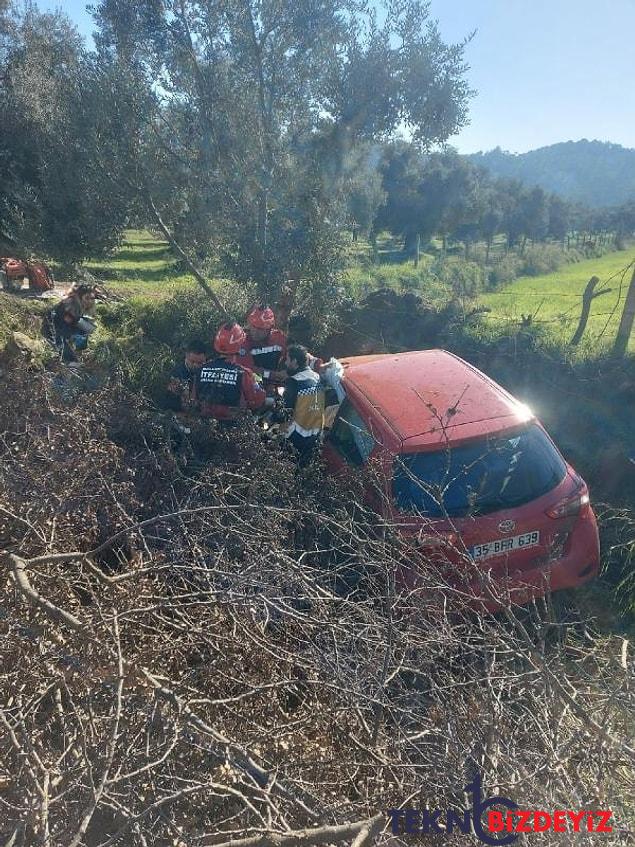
[498,520,516,533]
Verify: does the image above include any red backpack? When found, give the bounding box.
[27,263,55,292]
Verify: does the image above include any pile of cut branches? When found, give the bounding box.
[0,370,633,846]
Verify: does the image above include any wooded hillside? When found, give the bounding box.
[470,141,635,208]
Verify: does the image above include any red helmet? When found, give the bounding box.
[214,322,246,355]
[247,304,275,330]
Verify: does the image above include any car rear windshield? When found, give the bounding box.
[393,424,567,518]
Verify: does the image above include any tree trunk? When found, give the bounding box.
[613,266,635,357]
[414,232,420,268]
[485,240,491,264]
[403,231,417,257]
[147,194,227,316]
[370,231,379,264]
[275,272,300,331]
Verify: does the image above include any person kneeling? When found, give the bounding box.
[164,339,209,415]
[196,322,269,425]
[42,284,96,363]
[282,344,325,465]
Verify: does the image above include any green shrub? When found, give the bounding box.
[430,256,485,299]
[486,256,523,289]
[519,244,565,276]
[99,283,251,349]
[518,243,616,276]
[342,257,451,307]
[0,293,49,349]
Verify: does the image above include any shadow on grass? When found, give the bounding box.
[83,266,119,281]
[378,248,408,264]
[88,264,189,286]
[110,245,172,265]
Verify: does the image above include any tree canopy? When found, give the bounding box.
[87,0,473,301]
[0,7,131,262]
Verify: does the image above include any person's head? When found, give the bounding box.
[214,322,246,357]
[184,339,209,370]
[246,304,275,343]
[286,344,308,375]
[73,284,96,314]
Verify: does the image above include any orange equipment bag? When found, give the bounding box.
[27,263,55,292]
[1,257,29,278]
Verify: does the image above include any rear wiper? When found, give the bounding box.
[471,493,534,515]
[469,497,514,516]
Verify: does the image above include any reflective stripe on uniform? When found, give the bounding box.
[250,345,283,355]
[287,421,323,438]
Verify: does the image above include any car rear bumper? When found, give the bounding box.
[398,508,600,611]
[468,508,601,610]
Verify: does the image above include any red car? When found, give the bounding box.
[322,350,600,607]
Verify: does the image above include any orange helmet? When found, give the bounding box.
[247,304,275,330]
[214,322,246,355]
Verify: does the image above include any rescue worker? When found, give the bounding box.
[237,305,287,393]
[41,284,96,362]
[282,344,325,465]
[195,322,269,423]
[164,339,209,413]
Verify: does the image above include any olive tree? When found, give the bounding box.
[0,6,131,263]
[91,0,473,310]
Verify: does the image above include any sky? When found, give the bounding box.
[38,0,635,154]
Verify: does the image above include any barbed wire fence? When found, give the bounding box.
[478,259,635,345]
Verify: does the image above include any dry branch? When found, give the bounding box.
[204,814,384,847]
[0,369,633,845]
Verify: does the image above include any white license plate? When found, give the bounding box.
[471,531,540,561]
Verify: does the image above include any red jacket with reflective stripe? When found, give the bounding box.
[237,329,287,376]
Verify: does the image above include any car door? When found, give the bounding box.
[323,398,389,512]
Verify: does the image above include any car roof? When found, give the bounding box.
[340,349,534,450]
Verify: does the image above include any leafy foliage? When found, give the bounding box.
[0,8,130,261]
[87,0,472,303]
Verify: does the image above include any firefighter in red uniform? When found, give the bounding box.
[237,305,288,394]
[195,323,270,423]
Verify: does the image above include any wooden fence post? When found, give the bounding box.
[613,266,635,357]
[570,276,611,346]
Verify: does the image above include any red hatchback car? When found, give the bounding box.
[322,350,600,606]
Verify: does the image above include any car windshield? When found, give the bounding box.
[393,424,567,518]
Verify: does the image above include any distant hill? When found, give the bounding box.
[468,140,635,208]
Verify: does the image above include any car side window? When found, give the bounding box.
[328,399,375,466]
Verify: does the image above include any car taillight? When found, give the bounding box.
[546,490,590,519]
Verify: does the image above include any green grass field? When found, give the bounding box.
[85,229,199,298]
[480,250,635,353]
